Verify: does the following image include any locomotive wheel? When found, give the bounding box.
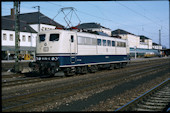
[76,67,82,74]
[121,63,127,68]
[108,64,114,70]
[114,63,120,69]
[81,66,88,74]
[88,65,98,73]
[64,67,75,76]
[47,67,55,77]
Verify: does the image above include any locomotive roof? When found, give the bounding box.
[39,29,126,41]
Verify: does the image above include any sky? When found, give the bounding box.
[2,1,169,48]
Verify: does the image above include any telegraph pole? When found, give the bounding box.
[14,1,20,72]
[33,6,40,32]
[159,29,162,57]
[159,29,161,46]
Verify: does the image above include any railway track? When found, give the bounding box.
[2,58,168,88]
[115,78,170,111]
[2,59,169,112]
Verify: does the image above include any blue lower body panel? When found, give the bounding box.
[58,55,129,67]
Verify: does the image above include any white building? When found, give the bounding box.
[139,35,153,49]
[111,29,162,58]
[2,17,37,60]
[2,11,63,60]
[3,11,64,32]
[152,42,162,50]
[112,29,140,48]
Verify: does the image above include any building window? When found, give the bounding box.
[3,33,7,40]
[22,35,26,42]
[10,34,13,41]
[28,36,31,42]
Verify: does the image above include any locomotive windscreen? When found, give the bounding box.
[50,34,60,41]
[39,34,46,42]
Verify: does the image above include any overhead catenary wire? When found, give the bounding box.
[115,1,169,31]
[2,1,169,47]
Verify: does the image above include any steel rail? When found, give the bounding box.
[2,63,169,112]
[115,78,170,111]
[2,59,168,88]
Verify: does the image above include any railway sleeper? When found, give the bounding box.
[134,108,159,111]
[147,99,170,103]
[149,97,170,101]
[143,101,168,106]
[136,104,165,110]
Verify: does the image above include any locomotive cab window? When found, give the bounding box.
[39,34,46,42]
[50,34,59,41]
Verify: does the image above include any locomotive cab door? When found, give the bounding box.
[69,33,77,64]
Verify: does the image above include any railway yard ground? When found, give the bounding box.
[1,56,170,112]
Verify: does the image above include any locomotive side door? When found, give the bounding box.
[69,33,77,63]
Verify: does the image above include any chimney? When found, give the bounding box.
[11,8,15,19]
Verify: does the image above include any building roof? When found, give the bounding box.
[3,12,64,27]
[112,29,136,36]
[152,42,161,46]
[2,17,37,33]
[139,35,150,40]
[76,22,110,30]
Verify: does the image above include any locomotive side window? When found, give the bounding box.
[103,40,106,46]
[50,34,59,41]
[112,41,115,46]
[39,34,46,42]
[78,36,85,45]
[86,38,92,45]
[97,39,101,46]
[92,38,97,45]
[107,40,111,46]
[116,42,126,47]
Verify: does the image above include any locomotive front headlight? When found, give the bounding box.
[36,57,41,60]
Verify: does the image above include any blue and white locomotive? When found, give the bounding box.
[29,29,130,76]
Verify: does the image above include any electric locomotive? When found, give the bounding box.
[29,29,130,76]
